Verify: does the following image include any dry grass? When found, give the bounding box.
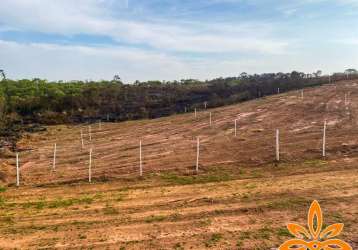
[1,80,358,249]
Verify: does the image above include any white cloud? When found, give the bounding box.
[0,40,259,82]
[337,38,358,45]
[0,39,271,82]
[0,0,357,81]
[0,40,186,82]
[1,39,356,82]
[0,0,114,34]
[0,0,290,55]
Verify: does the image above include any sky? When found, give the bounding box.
[0,0,357,83]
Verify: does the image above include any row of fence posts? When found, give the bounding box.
[14,118,329,186]
[274,120,327,162]
[14,85,347,186]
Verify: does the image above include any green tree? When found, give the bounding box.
[345,69,357,74]
[0,70,5,81]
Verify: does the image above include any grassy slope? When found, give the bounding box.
[0,80,358,249]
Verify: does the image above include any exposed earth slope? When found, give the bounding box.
[0,80,357,249]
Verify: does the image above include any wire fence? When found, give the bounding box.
[7,82,358,187]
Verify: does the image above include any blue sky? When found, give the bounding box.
[0,0,357,82]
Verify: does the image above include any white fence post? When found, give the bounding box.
[209,112,212,126]
[301,90,304,99]
[276,129,280,162]
[89,125,92,141]
[16,153,20,187]
[323,120,327,157]
[53,143,57,171]
[81,129,84,149]
[234,119,238,137]
[98,120,101,130]
[204,102,207,109]
[89,148,92,183]
[139,140,143,177]
[195,108,197,118]
[277,88,280,94]
[107,114,110,121]
[196,137,200,173]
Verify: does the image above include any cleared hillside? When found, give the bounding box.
[0,80,357,249]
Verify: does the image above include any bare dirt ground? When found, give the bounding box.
[0,80,358,249]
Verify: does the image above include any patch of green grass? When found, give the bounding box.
[173,243,184,250]
[118,187,130,192]
[48,195,94,209]
[114,194,124,202]
[245,183,257,189]
[266,197,308,210]
[145,215,167,223]
[23,201,46,210]
[329,211,344,221]
[0,216,14,225]
[252,226,273,240]
[204,233,223,247]
[69,220,99,229]
[304,159,328,167]
[48,199,75,208]
[241,193,251,201]
[26,224,47,232]
[0,186,6,192]
[236,240,243,248]
[0,196,5,207]
[160,170,232,186]
[238,231,251,240]
[250,170,264,178]
[273,162,295,171]
[198,218,212,227]
[78,234,87,239]
[277,228,291,237]
[213,209,227,215]
[103,205,119,215]
[33,237,59,248]
[94,192,103,199]
[168,213,181,221]
[21,195,95,210]
[254,242,270,250]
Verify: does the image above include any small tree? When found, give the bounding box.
[345,69,357,74]
[240,72,248,79]
[0,69,6,81]
[313,70,322,78]
[112,74,123,85]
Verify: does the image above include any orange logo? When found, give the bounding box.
[279,200,352,250]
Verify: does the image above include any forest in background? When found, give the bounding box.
[0,69,357,149]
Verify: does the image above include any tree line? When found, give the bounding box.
[0,69,357,149]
